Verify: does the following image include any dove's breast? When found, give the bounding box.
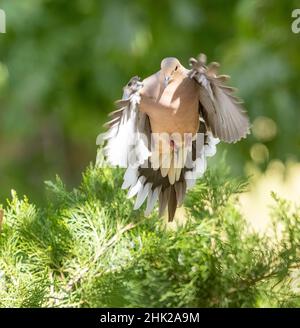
[140,75,200,135]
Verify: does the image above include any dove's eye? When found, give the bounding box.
[174,66,178,71]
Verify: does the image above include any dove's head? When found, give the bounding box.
[161,57,182,87]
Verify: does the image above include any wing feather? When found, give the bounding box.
[101,76,151,167]
[189,55,250,143]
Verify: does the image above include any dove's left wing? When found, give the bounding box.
[98,76,151,168]
[189,54,250,143]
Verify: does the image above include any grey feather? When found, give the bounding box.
[144,185,162,216]
[190,55,250,143]
[122,166,138,189]
[134,182,152,210]
[127,176,146,199]
[168,186,177,221]
[159,187,170,217]
[174,181,187,206]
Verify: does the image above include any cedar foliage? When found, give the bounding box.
[0,162,299,308]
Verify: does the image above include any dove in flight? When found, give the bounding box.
[98,54,250,221]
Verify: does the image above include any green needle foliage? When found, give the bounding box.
[0,162,299,308]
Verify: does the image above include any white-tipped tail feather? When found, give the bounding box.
[134,182,152,210]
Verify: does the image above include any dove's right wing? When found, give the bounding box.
[189,54,250,143]
[98,76,151,168]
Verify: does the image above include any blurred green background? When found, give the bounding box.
[0,0,299,204]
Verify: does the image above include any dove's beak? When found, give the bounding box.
[164,76,172,88]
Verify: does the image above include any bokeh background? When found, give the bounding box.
[0,0,299,209]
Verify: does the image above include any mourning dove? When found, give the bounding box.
[100,54,250,221]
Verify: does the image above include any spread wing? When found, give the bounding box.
[189,54,250,143]
[98,76,151,168]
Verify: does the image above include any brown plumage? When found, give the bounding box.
[101,54,250,221]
